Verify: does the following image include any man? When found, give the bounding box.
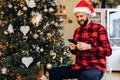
[49,0,112,80]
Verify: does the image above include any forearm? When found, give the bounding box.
[89,44,112,57]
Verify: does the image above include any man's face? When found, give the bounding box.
[75,12,89,27]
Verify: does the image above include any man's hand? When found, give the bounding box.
[69,43,76,50]
[76,42,91,50]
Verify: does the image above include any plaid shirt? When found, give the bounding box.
[70,21,112,72]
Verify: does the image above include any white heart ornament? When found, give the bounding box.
[20,26,30,36]
[22,57,33,68]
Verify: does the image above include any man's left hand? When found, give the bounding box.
[76,42,91,51]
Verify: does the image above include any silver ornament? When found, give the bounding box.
[49,7,54,12]
[40,32,43,35]
[23,7,27,11]
[36,46,40,52]
[1,67,7,74]
[40,48,44,52]
[36,61,41,67]
[46,63,52,69]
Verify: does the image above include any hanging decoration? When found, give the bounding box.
[50,50,56,59]
[46,63,52,69]
[31,12,43,26]
[22,56,33,68]
[39,75,47,80]
[20,25,30,36]
[49,7,54,12]
[7,24,14,33]
[25,0,36,8]
[0,0,73,79]
[1,67,7,74]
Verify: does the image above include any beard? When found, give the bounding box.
[78,18,89,27]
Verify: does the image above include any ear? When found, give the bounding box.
[87,14,91,18]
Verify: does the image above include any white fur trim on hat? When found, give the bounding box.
[91,12,96,17]
[73,7,91,15]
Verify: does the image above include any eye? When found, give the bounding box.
[76,15,79,18]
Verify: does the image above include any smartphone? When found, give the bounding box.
[68,39,77,45]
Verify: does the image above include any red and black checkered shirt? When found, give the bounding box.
[70,21,112,72]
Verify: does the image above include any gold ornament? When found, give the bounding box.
[17,10,23,16]
[60,57,63,64]
[4,20,8,24]
[0,44,3,49]
[4,31,8,35]
[1,11,4,15]
[50,51,55,56]
[31,17,35,24]
[0,51,2,56]
[14,6,18,10]
[47,33,51,37]
[8,4,12,8]
[50,51,56,59]
[52,54,56,59]
[0,21,2,26]
[44,8,48,12]
[16,74,22,80]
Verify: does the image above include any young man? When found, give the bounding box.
[49,0,112,80]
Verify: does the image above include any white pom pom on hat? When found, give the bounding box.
[73,0,96,17]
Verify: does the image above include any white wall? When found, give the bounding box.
[58,0,80,63]
[58,0,80,45]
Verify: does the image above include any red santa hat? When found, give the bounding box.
[73,0,96,16]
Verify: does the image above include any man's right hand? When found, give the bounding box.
[69,43,76,50]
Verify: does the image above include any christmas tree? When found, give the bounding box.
[0,0,72,79]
